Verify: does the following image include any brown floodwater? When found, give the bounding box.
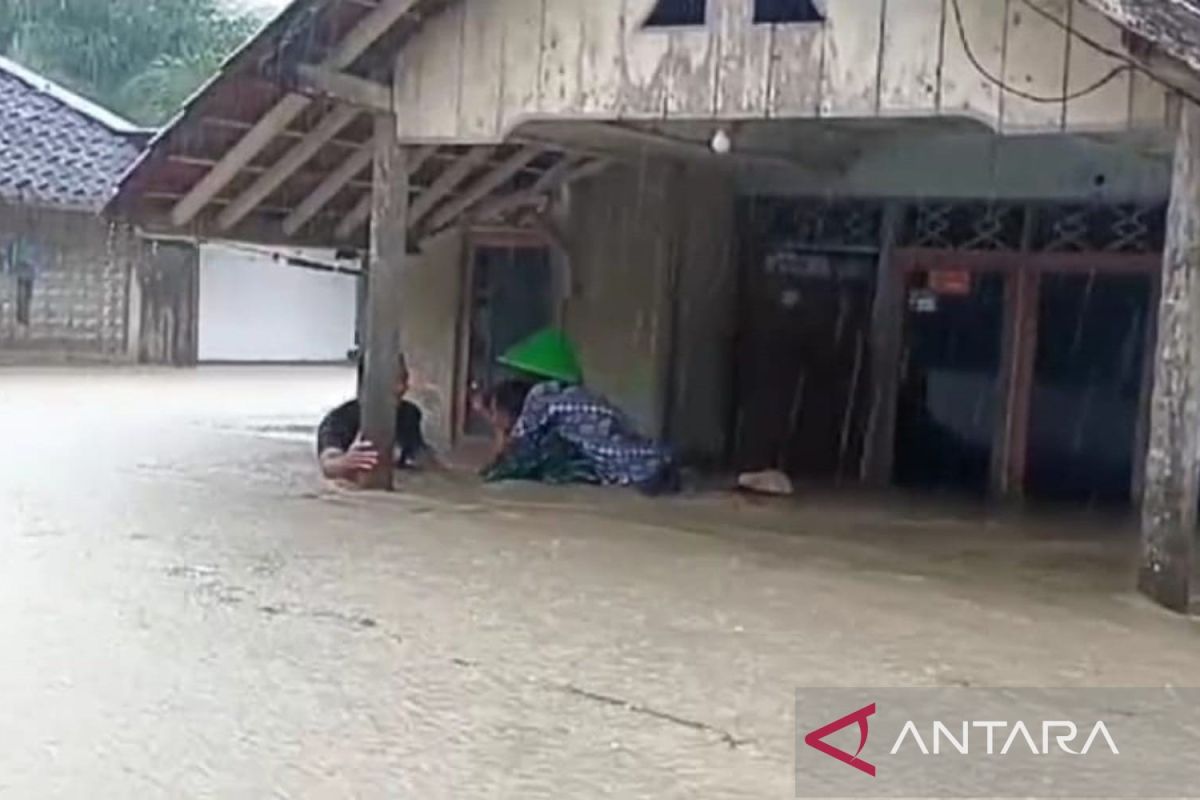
[1,366,1198,798]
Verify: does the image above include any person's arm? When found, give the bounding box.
[319,440,380,480]
[317,403,380,480]
[507,385,555,446]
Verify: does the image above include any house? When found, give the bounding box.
[105,0,1200,611]
[0,56,162,363]
[0,56,361,366]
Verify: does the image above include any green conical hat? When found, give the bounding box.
[498,328,583,383]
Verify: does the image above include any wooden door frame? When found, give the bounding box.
[888,247,1161,502]
[454,227,553,441]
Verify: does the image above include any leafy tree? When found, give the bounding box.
[0,0,263,125]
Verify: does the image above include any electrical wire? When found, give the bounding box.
[950,0,1133,103]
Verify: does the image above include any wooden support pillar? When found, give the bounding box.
[1140,101,1200,613]
[990,268,1040,501]
[862,203,904,487]
[358,114,408,491]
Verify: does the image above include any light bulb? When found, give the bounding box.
[711,128,732,155]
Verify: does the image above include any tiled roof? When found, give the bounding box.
[0,57,146,212]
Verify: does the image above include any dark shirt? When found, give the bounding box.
[317,399,427,467]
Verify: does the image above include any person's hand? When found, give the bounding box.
[321,440,379,479]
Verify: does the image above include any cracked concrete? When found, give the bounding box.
[3,366,1200,798]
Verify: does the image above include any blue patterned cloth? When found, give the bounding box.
[508,382,674,488]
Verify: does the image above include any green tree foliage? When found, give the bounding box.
[0,0,264,126]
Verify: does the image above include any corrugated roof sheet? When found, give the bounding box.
[0,58,145,212]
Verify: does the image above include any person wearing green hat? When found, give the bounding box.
[496,328,584,384]
[481,329,680,495]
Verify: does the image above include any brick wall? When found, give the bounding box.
[0,205,142,363]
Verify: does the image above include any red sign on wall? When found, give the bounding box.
[928,269,972,296]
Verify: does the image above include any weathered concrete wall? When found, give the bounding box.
[738,131,1172,201]
[561,160,738,456]
[0,205,136,364]
[400,228,464,446]
[668,166,738,463]
[563,162,676,438]
[137,240,199,366]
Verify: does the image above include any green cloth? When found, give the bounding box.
[481,431,599,486]
[497,329,583,384]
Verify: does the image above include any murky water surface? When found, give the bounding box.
[1,367,1198,798]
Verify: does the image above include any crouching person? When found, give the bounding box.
[481,329,680,495]
[317,354,436,481]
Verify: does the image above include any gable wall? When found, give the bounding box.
[393,0,1175,143]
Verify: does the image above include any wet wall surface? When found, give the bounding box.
[2,367,1199,798]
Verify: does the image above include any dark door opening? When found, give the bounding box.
[1025,272,1150,505]
[735,249,875,481]
[464,244,554,436]
[894,271,1005,495]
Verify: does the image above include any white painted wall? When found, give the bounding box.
[198,243,358,363]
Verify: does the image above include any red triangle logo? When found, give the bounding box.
[803,703,877,777]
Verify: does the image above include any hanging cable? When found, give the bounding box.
[950,0,1132,103]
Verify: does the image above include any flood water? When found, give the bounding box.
[2,366,1199,798]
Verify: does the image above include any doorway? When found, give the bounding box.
[735,248,876,481]
[1025,272,1152,505]
[463,241,555,436]
[893,270,1006,495]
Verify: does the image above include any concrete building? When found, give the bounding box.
[106,0,1200,610]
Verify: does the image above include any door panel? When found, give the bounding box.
[736,249,875,481]
[893,271,1005,495]
[464,245,553,436]
[1026,272,1150,505]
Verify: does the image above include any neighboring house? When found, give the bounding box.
[105,0,1200,606]
[0,56,356,366]
[0,56,158,363]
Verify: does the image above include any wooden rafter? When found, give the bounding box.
[335,145,438,238]
[167,154,373,192]
[170,94,310,226]
[283,143,375,235]
[475,158,610,222]
[409,147,495,227]
[169,0,420,227]
[298,65,392,113]
[216,104,361,231]
[426,146,545,231]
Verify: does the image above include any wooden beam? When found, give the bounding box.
[336,193,374,240]
[170,94,310,226]
[358,114,409,491]
[990,269,1040,501]
[326,0,420,71]
[861,203,903,487]
[169,154,372,190]
[171,0,415,227]
[1140,100,1200,613]
[409,147,496,227]
[217,104,361,231]
[200,117,365,151]
[474,158,610,222]
[426,146,544,231]
[336,145,438,238]
[283,144,375,235]
[298,65,392,113]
